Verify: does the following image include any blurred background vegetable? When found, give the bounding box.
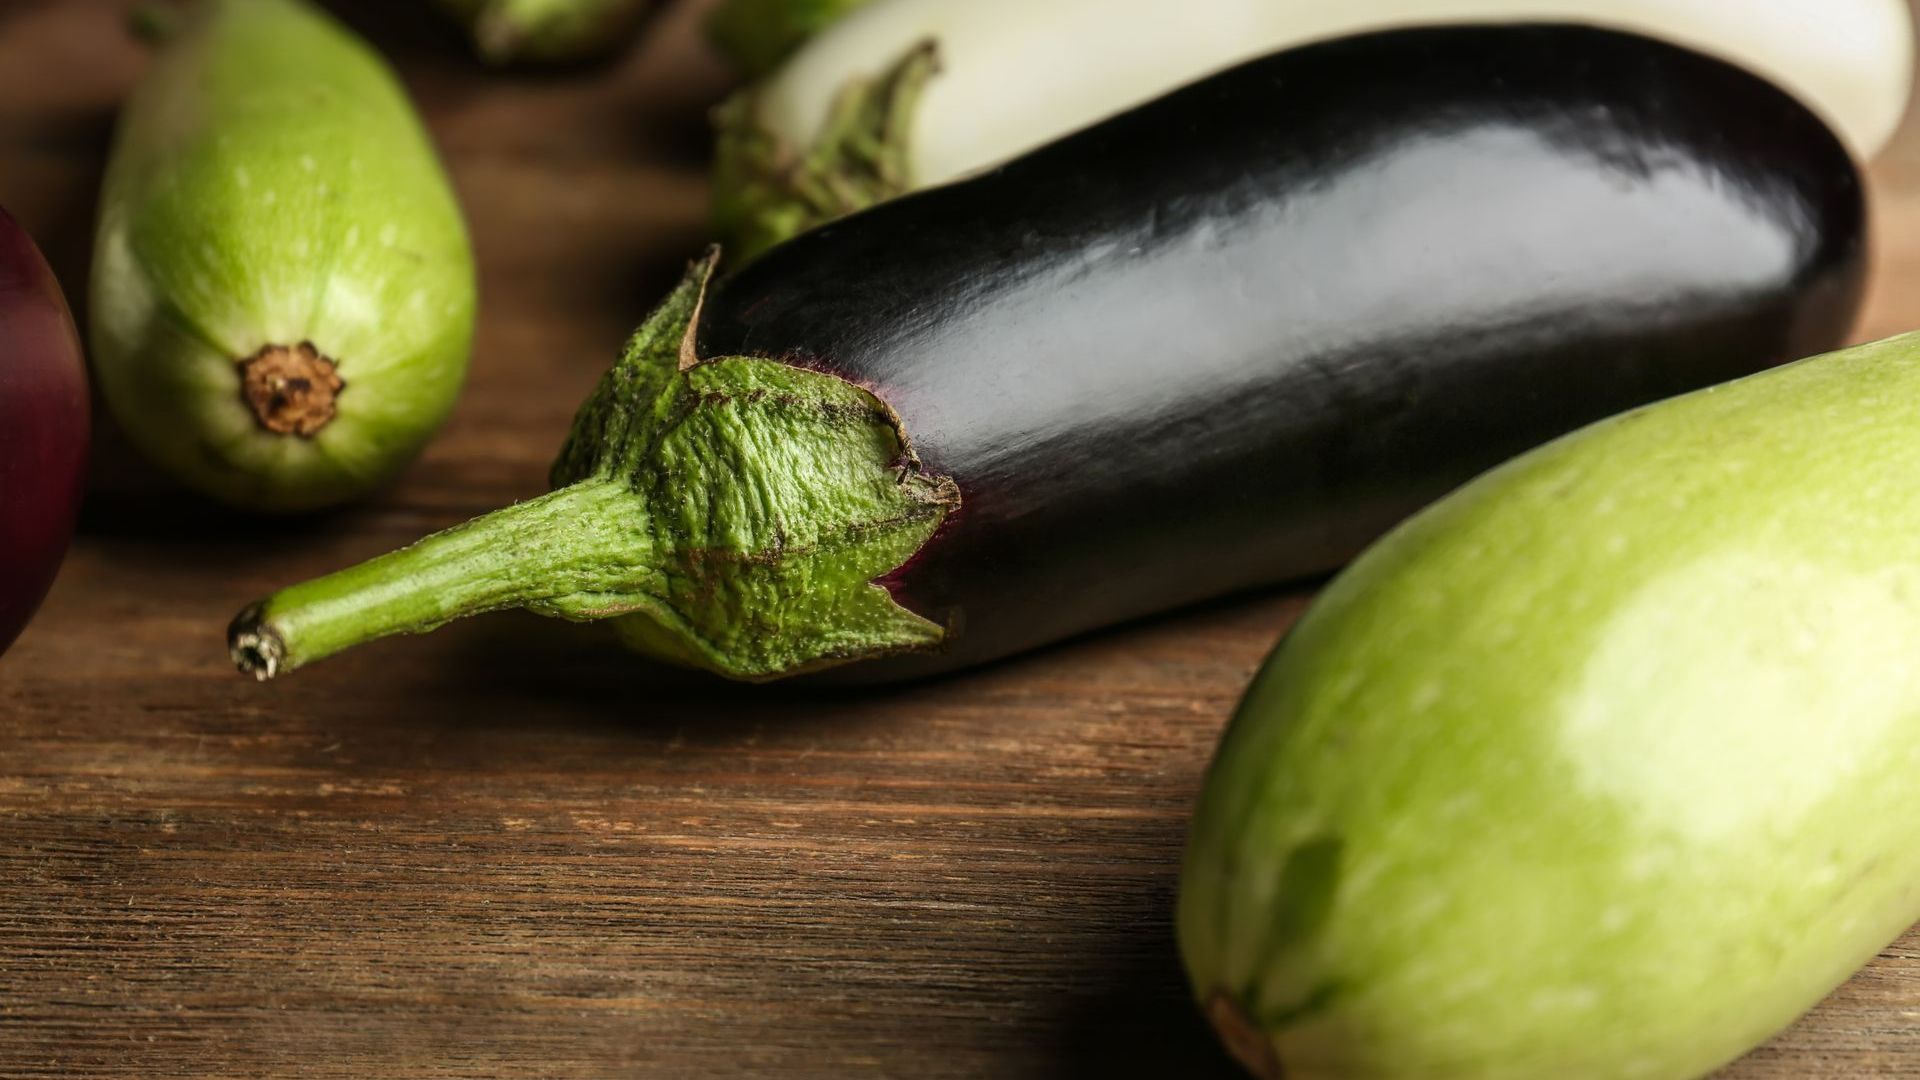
[0,206,88,661]
[706,0,872,77]
[432,0,652,65]
[715,0,1912,259]
[1180,329,1920,1080]
[91,0,475,513]
[232,25,1864,684]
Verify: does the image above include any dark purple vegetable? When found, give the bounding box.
[0,207,88,659]
[700,23,1867,678]
[231,25,1864,684]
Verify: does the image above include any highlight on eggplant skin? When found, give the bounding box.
[227,25,1865,686]
[699,24,1868,681]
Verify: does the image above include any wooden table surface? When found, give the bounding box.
[6,2,1920,1076]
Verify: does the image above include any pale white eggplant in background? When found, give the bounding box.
[713,0,1914,259]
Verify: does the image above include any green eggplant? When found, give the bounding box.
[431,0,651,65]
[92,0,475,512]
[1179,331,1920,1079]
[706,0,873,78]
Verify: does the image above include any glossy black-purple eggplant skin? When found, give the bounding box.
[698,24,1866,679]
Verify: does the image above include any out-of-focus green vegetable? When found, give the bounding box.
[92,0,475,512]
[432,0,651,65]
[1180,331,1920,1078]
[706,0,873,78]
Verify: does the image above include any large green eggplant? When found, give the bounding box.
[92,0,475,512]
[1178,331,1920,1079]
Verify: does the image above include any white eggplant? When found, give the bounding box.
[713,0,1913,259]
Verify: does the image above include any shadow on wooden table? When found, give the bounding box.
[422,612,951,736]
[401,597,1264,737]
[9,103,112,327]
[318,0,478,69]
[1049,926,1245,1079]
[378,609,1252,1079]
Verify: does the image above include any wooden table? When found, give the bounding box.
[4,2,1919,1075]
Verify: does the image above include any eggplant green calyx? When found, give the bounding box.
[712,39,938,263]
[229,251,961,682]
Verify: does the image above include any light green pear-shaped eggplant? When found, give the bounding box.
[92,0,475,512]
[1180,331,1920,1079]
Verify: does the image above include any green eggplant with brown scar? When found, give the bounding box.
[92,0,475,512]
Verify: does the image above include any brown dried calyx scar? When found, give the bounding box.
[239,342,345,436]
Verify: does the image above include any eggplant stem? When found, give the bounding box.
[227,605,284,680]
[228,478,652,679]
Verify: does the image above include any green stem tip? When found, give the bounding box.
[228,604,282,680]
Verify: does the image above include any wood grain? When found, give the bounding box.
[2,1,1919,1075]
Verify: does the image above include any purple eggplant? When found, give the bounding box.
[231,25,1864,684]
[0,207,88,659]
